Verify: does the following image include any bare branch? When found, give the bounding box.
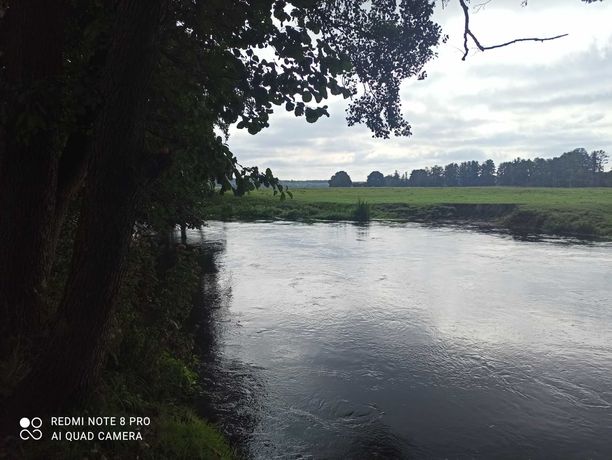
[458,0,569,61]
[473,0,493,13]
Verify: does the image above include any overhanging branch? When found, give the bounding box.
[458,0,569,61]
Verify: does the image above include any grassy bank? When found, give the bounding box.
[203,187,612,239]
[2,228,235,459]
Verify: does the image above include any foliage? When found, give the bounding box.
[154,408,235,460]
[352,200,371,222]
[359,148,609,188]
[384,170,406,187]
[480,159,496,186]
[0,0,606,454]
[497,149,609,187]
[19,406,234,460]
[132,0,445,231]
[101,240,235,458]
[1,221,234,458]
[107,237,202,404]
[0,0,448,422]
[367,170,386,187]
[329,170,353,187]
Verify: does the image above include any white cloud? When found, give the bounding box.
[228,1,612,181]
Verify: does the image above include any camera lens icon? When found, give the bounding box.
[19,417,43,440]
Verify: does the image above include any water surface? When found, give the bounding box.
[192,222,612,459]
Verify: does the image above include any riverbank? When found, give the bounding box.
[203,187,612,240]
[1,231,235,459]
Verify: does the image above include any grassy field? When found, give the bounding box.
[203,187,612,239]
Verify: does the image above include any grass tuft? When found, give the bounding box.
[153,408,235,460]
[352,199,371,222]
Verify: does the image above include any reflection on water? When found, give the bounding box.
[192,222,612,459]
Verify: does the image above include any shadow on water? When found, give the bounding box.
[191,230,267,458]
[185,222,612,459]
[190,226,415,459]
[346,429,419,460]
[413,220,612,246]
[354,222,370,241]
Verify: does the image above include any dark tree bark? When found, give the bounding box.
[48,119,95,267]
[180,223,188,244]
[4,0,166,419]
[0,0,67,352]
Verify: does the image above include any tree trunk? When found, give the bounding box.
[180,223,188,244]
[0,0,66,353]
[5,0,166,418]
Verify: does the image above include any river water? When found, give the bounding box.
[191,221,612,459]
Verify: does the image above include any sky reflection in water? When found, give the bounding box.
[194,222,612,459]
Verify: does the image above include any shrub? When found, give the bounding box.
[352,200,371,222]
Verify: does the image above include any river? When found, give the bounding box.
[191,221,612,459]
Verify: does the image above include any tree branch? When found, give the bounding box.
[458,0,569,61]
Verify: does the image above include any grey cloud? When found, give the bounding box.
[227,7,612,179]
[490,91,612,112]
[457,42,612,108]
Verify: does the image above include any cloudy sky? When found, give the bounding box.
[228,0,612,181]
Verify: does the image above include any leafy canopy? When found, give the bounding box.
[140,0,442,226]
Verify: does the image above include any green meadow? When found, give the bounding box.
[204,187,612,239]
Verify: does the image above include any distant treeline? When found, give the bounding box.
[329,148,611,187]
[280,180,329,189]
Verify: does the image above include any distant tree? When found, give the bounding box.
[531,157,551,186]
[590,150,609,186]
[429,165,445,186]
[458,160,480,186]
[379,148,608,189]
[498,158,532,186]
[458,162,468,185]
[519,158,533,184]
[329,171,353,187]
[444,163,459,186]
[496,161,510,185]
[479,159,496,186]
[367,171,385,187]
[409,169,430,186]
[590,150,608,173]
[556,149,590,187]
[384,170,402,186]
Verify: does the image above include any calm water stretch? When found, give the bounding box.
[191,222,612,459]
